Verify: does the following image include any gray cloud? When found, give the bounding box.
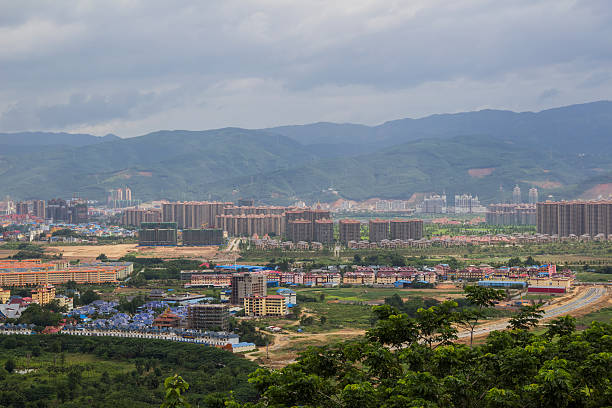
[0,0,611,135]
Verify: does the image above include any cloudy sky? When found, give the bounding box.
[1,0,611,137]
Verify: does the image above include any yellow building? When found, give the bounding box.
[342,272,375,285]
[0,288,10,304]
[31,285,56,305]
[527,277,572,290]
[376,273,399,285]
[243,295,287,317]
[56,295,74,311]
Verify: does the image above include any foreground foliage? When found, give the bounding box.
[228,305,612,408]
[0,335,258,407]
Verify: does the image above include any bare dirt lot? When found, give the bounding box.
[46,244,139,261]
[45,244,220,261]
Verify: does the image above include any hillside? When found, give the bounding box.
[202,135,611,203]
[0,102,611,203]
[0,128,313,201]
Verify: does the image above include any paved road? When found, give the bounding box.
[458,287,607,338]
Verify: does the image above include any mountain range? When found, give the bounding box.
[1,101,611,205]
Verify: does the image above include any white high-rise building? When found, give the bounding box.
[528,188,539,204]
[512,185,522,204]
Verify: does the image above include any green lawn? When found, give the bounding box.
[294,287,461,303]
[575,272,612,282]
[300,302,374,331]
[576,307,612,326]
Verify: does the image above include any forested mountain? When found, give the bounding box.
[0,102,611,203]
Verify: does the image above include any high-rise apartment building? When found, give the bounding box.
[512,185,522,204]
[230,273,266,305]
[284,209,332,242]
[313,219,334,243]
[121,208,162,227]
[138,222,178,246]
[163,201,232,229]
[68,201,88,224]
[16,202,29,215]
[389,219,423,240]
[217,214,283,237]
[528,188,539,204]
[369,219,390,242]
[339,219,361,244]
[32,200,46,219]
[418,194,447,213]
[486,204,536,225]
[183,229,224,245]
[537,201,612,237]
[287,219,312,242]
[454,194,485,214]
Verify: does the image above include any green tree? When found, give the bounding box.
[458,285,506,346]
[545,316,576,339]
[4,359,15,374]
[78,289,100,305]
[161,374,190,408]
[508,304,544,330]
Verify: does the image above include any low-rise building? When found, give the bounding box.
[0,288,10,304]
[152,308,181,328]
[276,288,297,305]
[243,295,287,316]
[527,277,572,293]
[189,273,232,288]
[56,295,74,311]
[343,270,375,285]
[31,284,55,305]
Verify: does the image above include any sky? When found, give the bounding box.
[1,0,611,137]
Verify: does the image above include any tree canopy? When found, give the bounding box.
[227,303,612,408]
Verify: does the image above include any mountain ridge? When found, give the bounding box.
[0,101,610,204]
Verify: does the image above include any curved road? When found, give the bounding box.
[458,286,607,338]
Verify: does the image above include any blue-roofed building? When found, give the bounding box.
[477,280,526,288]
[276,288,296,305]
[216,264,267,272]
[232,342,256,352]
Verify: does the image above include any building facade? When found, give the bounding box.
[187,304,230,331]
[230,273,267,305]
[339,219,361,244]
[389,219,423,240]
[486,204,536,225]
[138,222,178,246]
[537,201,612,237]
[121,208,162,227]
[369,219,390,242]
[183,229,224,245]
[313,219,334,243]
[243,295,287,316]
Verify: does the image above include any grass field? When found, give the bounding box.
[300,302,374,331]
[294,286,463,303]
[575,272,612,282]
[576,307,612,326]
